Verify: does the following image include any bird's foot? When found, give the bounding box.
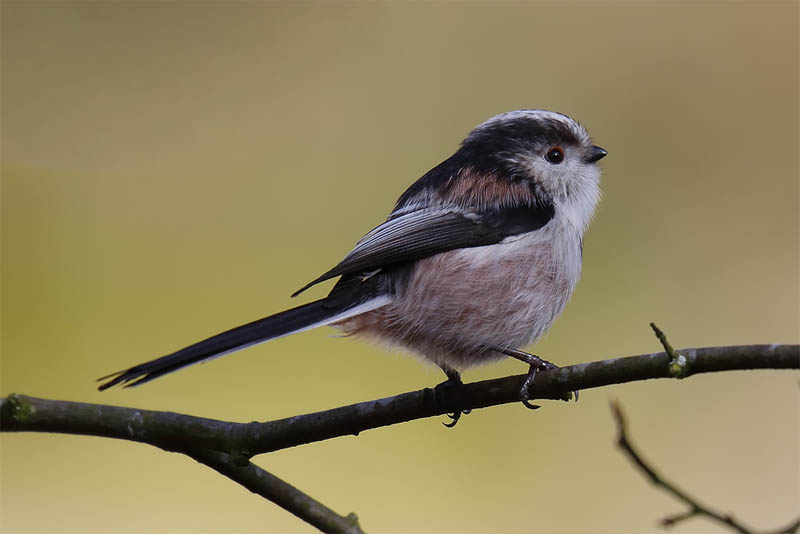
[498,349,578,408]
[434,369,471,428]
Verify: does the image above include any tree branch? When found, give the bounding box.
[3,344,795,457]
[186,448,364,534]
[2,343,798,532]
[0,396,366,534]
[611,399,800,534]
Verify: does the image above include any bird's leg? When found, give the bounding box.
[498,349,553,409]
[498,349,578,409]
[434,365,471,428]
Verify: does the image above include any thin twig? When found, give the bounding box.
[650,322,677,358]
[650,323,691,378]
[610,400,800,534]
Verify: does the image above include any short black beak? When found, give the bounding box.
[585,145,608,163]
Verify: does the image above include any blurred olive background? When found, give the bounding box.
[2,2,798,533]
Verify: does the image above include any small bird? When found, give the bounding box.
[98,109,606,412]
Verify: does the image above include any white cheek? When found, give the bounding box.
[527,156,573,188]
[562,160,602,232]
[525,155,601,232]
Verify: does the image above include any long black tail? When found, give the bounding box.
[98,298,362,390]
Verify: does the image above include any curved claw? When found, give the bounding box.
[521,398,541,410]
[435,371,472,428]
[442,411,464,428]
[442,408,472,427]
[573,390,580,402]
[518,364,539,407]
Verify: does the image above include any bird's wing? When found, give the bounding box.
[292,202,554,297]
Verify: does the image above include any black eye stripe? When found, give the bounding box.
[545,147,564,164]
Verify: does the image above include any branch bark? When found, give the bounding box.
[2,343,798,533]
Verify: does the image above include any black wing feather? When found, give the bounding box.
[292,203,554,297]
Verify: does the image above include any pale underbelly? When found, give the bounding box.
[335,230,581,369]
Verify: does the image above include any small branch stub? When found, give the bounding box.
[650,323,690,378]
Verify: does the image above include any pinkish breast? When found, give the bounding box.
[334,224,582,371]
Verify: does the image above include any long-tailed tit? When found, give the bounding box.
[99,109,607,411]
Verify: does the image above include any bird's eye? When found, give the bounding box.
[545,147,565,164]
